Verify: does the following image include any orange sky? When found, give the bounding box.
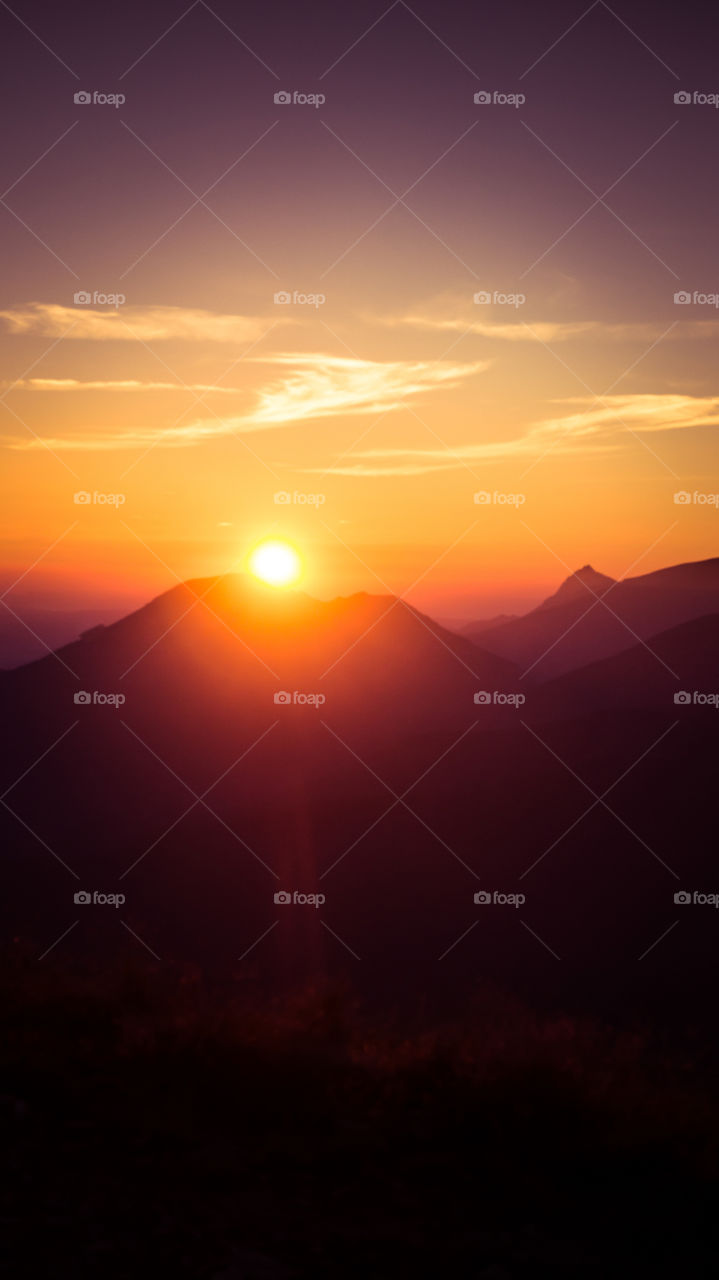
[2,300,718,619]
[1,0,717,621]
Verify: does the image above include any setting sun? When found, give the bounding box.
[248,539,303,588]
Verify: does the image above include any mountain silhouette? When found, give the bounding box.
[463,556,719,680]
[0,604,120,670]
[537,612,719,717]
[535,563,616,610]
[1,560,717,1019]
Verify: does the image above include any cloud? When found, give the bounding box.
[3,378,244,393]
[384,312,719,343]
[245,354,490,425]
[4,353,490,451]
[533,395,719,437]
[303,394,719,475]
[0,303,273,344]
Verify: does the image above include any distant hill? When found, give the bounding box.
[462,556,719,680]
[534,564,616,611]
[0,606,121,670]
[536,612,719,717]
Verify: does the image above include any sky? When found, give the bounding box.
[1,0,718,623]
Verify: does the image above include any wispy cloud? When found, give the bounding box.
[4,354,489,451]
[304,394,719,475]
[534,395,719,437]
[0,303,272,343]
[246,354,490,425]
[384,312,719,343]
[3,378,245,393]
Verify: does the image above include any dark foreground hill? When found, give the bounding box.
[2,566,719,1276]
[2,961,718,1279]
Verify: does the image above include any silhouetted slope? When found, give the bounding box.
[535,563,616,611]
[464,556,719,679]
[0,567,718,1020]
[537,613,719,717]
[0,605,121,670]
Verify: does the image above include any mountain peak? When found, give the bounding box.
[538,565,616,612]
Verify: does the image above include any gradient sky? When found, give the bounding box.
[1,0,718,622]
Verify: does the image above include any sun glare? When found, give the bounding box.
[248,539,303,588]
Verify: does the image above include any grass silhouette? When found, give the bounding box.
[2,953,718,1276]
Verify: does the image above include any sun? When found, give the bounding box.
[248,539,303,588]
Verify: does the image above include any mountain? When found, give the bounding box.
[536,612,719,718]
[463,556,719,680]
[0,605,121,670]
[459,612,518,635]
[534,564,616,611]
[1,564,718,1021]
[1,574,517,757]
